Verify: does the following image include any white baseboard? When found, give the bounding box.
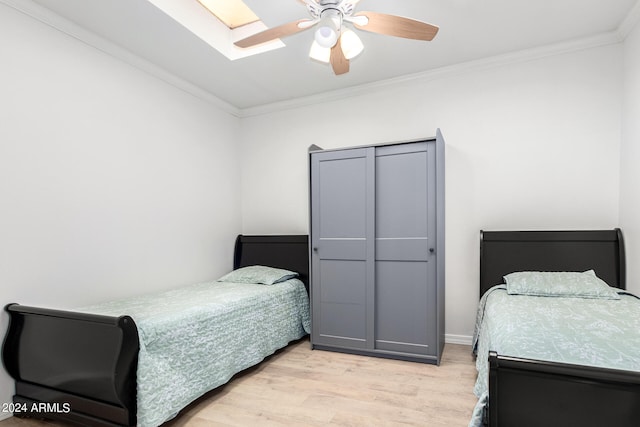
[0,413,11,422]
[445,334,473,346]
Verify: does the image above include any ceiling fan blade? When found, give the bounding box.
[353,11,439,41]
[330,35,350,75]
[234,19,315,48]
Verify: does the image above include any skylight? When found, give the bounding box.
[146,0,284,60]
[196,0,259,29]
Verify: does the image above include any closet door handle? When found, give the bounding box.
[429,248,435,254]
[313,247,318,252]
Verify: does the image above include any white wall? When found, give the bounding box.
[240,44,623,341]
[0,3,242,414]
[620,19,640,296]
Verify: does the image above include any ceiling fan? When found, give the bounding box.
[234,0,439,75]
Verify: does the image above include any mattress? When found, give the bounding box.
[469,285,640,427]
[78,278,311,427]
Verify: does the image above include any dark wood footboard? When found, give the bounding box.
[2,303,139,426]
[488,352,640,427]
[1,235,309,426]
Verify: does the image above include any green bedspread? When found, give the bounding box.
[78,278,310,427]
[469,285,640,427]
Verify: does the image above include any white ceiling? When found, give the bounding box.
[18,0,640,110]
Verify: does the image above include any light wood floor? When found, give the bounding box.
[1,338,478,426]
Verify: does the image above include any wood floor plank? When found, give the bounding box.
[0,338,477,426]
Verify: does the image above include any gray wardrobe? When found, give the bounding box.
[309,131,445,365]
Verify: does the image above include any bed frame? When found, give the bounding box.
[2,234,309,426]
[480,228,640,427]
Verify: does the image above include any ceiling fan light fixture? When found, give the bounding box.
[309,40,331,63]
[340,28,364,60]
[309,27,363,66]
[314,9,341,48]
[315,26,338,48]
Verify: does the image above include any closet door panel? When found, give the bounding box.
[318,157,367,238]
[317,260,367,341]
[376,239,429,261]
[311,148,374,350]
[375,261,435,354]
[375,144,429,239]
[374,143,437,355]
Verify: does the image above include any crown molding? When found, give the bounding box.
[617,0,640,40]
[238,30,622,118]
[1,0,242,118]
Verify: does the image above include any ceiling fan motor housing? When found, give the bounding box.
[307,0,355,20]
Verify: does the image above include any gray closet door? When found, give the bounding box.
[374,142,436,355]
[310,148,375,349]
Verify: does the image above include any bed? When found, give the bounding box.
[471,229,640,427]
[2,234,310,427]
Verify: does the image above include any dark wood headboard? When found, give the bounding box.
[480,229,625,297]
[233,235,309,290]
